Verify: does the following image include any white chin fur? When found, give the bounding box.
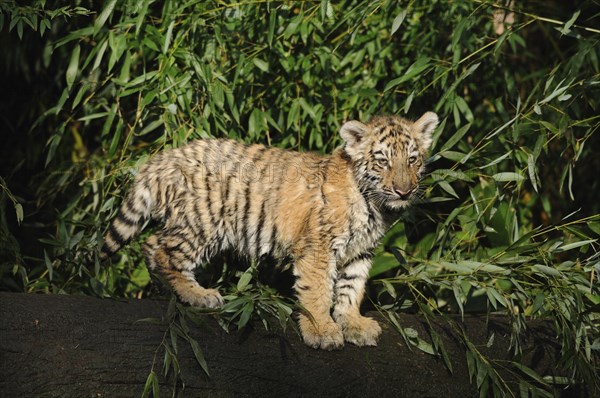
[385,199,412,210]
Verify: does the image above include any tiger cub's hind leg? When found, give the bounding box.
[143,232,223,309]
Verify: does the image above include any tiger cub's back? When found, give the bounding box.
[127,139,334,260]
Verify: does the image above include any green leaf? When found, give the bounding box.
[440,124,470,152]
[136,0,152,36]
[238,301,254,329]
[403,327,418,339]
[438,180,459,198]
[512,362,548,385]
[384,57,430,92]
[237,270,253,292]
[17,20,23,40]
[452,17,469,50]
[588,222,600,236]
[44,250,52,281]
[45,131,62,166]
[125,71,158,87]
[478,152,511,169]
[141,371,158,398]
[319,0,334,21]
[163,347,172,377]
[412,336,436,355]
[492,172,525,182]
[476,361,488,388]
[188,337,209,376]
[138,118,163,136]
[431,169,473,182]
[135,318,163,325]
[66,44,80,90]
[466,261,508,274]
[92,38,108,70]
[452,281,465,315]
[94,0,117,35]
[163,20,175,54]
[14,203,23,225]
[41,18,51,36]
[253,58,269,72]
[370,253,401,278]
[108,121,122,157]
[539,79,570,105]
[287,99,300,129]
[556,239,596,252]
[531,293,545,314]
[403,91,414,114]
[466,350,476,384]
[527,153,538,192]
[532,264,562,277]
[382,280,397,299]
[431,330,453,373]
[267,9,276,46]
[558,10,580,35]
[391,10,407,35]
[108,32,127,73]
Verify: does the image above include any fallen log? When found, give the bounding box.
[0,292,584,397]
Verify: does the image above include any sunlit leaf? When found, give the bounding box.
[66,44,80,90]
[440,123,470,152]
[492,172,525,182]
[391,10,407,35]
[94,0,117,35]
[384,57,431,92]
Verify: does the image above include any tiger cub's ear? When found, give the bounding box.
[413,112,438,152]
[340,120,369,157]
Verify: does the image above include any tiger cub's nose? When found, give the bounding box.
[394,187,413,200]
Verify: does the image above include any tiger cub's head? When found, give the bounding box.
[341,112,439,210]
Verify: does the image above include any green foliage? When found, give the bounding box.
[0,1,91,39]
[1,0,599,396]
[140,295,214,396]
[221,265,297,332]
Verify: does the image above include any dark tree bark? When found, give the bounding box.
[0,292,584,397]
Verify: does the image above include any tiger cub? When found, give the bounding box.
[102,112,438,350]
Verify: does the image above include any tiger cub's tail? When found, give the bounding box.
[101,183,152,259]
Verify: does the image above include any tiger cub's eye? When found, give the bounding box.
[376,158,388,168]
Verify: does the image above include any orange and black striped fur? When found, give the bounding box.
[102,112,439,350]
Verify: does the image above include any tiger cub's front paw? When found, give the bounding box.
[337,315,382,347]
[180,287,224,309]
[298,315,344,350]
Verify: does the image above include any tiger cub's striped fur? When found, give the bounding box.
[103,112,438,350]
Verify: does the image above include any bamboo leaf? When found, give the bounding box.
[136,0,152,36]
[391,10,407,35]
[438,180,459,198]
[94,0,117,35]
[66,44,80,90]
[440,124,471,152]
[384,57,430,92]
[163,20,174,54]
[237,269,253,292]
[557,10,580,35]
[512,362,548,385]
[532,264,562,277]
[14,203,23,225]
[188,337,210,376]
[556,239,596,252]
[527,153,538,192]
[141,371,157,398]
[492,172,525,182]
[253,58,269,72]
